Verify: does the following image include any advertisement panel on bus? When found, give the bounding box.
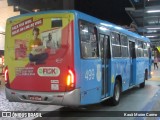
[5,12,75,92]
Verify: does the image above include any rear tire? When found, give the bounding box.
[110,80,121,106]
[145,70,148,80]
[140,73,146,88]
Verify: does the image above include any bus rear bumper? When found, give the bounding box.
[5,87,81,106]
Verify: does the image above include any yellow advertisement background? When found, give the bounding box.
[5,12,74,83]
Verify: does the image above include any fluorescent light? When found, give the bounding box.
[146,10,160,13]
[147,30,157,33]
[146,28,160,30]
[146,36,156,38]
[148,21,158,24]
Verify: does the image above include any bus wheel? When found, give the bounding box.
[140,73,146,88]
[145,70,148,80]
[110,80,121,106]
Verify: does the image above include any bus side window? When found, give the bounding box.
[79,20,98,58]
[120,35,129,57]
[137,40,143,57]
[111,32,121,57]
[143,42,148,57]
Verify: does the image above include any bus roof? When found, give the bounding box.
[7,10,150,43]
[74,10,150,43]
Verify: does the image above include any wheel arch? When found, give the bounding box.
[115,75,122,91]
[145,69,148,80]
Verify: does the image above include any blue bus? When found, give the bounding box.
[5,10,151,106]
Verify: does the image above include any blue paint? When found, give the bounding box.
[72,10,151,105]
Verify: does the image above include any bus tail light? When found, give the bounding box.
[66,69,75,91]
[4,66,10,87]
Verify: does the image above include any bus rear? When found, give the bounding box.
[5,11,80,106]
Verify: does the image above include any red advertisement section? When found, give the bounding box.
[15,39,27,60]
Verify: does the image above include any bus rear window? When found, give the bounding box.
[51,18,62,28]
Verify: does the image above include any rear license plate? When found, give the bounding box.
[28,95,42,101]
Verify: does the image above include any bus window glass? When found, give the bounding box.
[121,35,129,57]
[111,32,121,57]
[51,18,62,28]
[99,34,105,58]
[79,20,98,58]
[137,40,143,57]
[143,42,148,57]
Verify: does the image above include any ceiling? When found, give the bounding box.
[7,0,160,46]
[125,0,160,47]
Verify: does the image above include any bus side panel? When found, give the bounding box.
[111,59,131,92]
[80,60,102,105]
[134,58,149,85]
[74,13,102,105]
[132,59,137,85]
[107,60,112,97]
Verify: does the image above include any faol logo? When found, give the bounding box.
[38,67,60,77]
